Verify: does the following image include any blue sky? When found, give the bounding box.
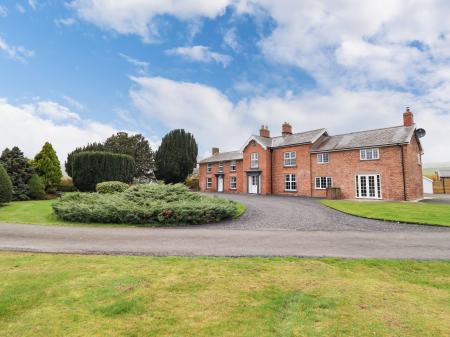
[1,0,450,164]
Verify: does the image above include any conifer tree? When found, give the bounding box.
[155,129,198,183]
[31,142,62,192]
[0,147,34,200]
[0,164,13,204]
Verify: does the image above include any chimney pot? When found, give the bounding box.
[403,107,414,126]
[259,125,270,138]
[282,122,292,136]
[212,147,219,155]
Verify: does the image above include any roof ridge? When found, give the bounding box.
[253,128,326,140]
[324,124,412,138]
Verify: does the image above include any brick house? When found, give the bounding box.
[198,109,424,201]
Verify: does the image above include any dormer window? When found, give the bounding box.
[360,148,379,161]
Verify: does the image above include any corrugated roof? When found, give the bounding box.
[311,125,415,153]
[199,150,243,164]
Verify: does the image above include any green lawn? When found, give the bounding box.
[0,199,246,227]
[322,200,450,227]
[0,253,449,337]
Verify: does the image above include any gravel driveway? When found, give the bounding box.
[200,193,449,232]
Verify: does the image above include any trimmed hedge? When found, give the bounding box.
[72,152,135,192]
[0,164,13,204]
[96,181,129,194]
[53,183,238,225]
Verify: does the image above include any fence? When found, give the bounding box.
[433,178,450,194]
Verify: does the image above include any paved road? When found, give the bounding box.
[1,224,450,259]
[1,194,449,259]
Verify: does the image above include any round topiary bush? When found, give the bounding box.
[0,164,13,204]
[72,152,135,192]
[96,181,129,194]
[28,174,46,200]
[53,183,238,225]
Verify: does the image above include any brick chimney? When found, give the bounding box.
[259,125,270,138]
[212,147,219,155]
[403,107,414,126]
[282,122,292,136]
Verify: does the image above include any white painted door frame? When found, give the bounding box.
[248,175,259,194]
[356,174,382,199]
[217,175,224,192]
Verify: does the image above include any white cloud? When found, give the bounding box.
[129,76,251,151]
[119,53,149,74]
[16,4,25,13]
[62,95,85,111]
[28,0,37,10]
[55,17,77,27]
[0,36,34,62]
[0,5,8,17]
[0,99,118,169]
[26,101,82,122]
[223,28,240,51]
[129,76,450,163]
[71,0,233,42]
[166,45,232,67]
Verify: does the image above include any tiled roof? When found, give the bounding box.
[252,128,327,148]
[311,125,416,153]
[199,150,243,164]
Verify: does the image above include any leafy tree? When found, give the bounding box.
[72,152,135,192]
[155,129,198,184]
[28,174,46,200]
[104,132,155,181]
[65,142,105,177]
[0,147,34,200]
[31,142,62,192]
[0,164,13,204]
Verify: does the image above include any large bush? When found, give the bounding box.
[72,152,135,192]
[0,147,34,200]
[65,142,105,178]
[96,181,129,194]
[53,183,237,225]
[27,174,46,200]
[0,164,13,204]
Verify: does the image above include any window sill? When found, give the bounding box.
[283,165,297,168]
[360,158,380,161]
[284,190,297,192]
[317,162,329,164]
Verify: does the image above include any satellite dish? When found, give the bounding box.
[416,128,426,138]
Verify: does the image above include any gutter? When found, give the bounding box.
[270,148,273,194]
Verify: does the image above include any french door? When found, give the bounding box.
[356,174,381,199]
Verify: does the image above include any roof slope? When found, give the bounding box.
[199,150,243,164]
[437,170,450,178]
[250,128,327,149]
[311,125,416,153]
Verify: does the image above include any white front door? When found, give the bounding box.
[248,175,259,194]
[217,176,224,192]
[356,174,381,199]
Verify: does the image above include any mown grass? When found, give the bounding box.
[0,253,449,337]
[321,200,450,227]
[0,199,246,227]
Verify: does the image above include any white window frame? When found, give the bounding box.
[284,174,297,191]
[230,176,237,189]
[284,151,297,167]
[317,153,329,164]
[218,162,224,172]
[360,148,379,161]
[250,152,259,169]
[417,153,422,166]
[315,176,333,189]
[207,163,212,173]
[206,177,212,189]
[230,160,237,172]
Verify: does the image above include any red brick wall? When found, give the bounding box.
[199,160,244,193]
[403,136,423,200]
[242,140,271,194]
[271,144,312,196]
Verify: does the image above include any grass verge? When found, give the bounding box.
[0,199,246,227]
[321,200,450,227]
[0,252,449,337]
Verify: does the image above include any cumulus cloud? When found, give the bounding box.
[71,0,233,42]
[0,36,34,62]
[119,53,149,74]
[129,76,450,163]
[166,45,232,67]
[0,99,118,169]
